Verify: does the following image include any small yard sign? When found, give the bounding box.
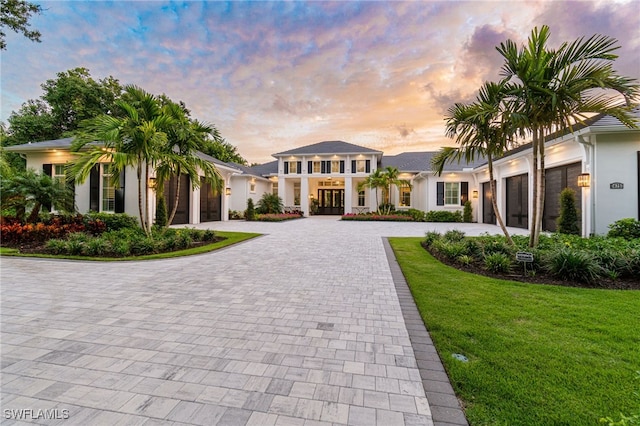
[516,251,534,276]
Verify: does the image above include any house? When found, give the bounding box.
[6,109,638,236]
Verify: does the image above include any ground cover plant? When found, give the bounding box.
[255,213,302,222]
[422,227,639,289]
[389,237,640,425]
[341,209,464,222]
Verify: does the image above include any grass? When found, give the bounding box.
[0,231,260,261]
[389,237,640,426]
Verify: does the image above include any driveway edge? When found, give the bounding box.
[382,238,469,426]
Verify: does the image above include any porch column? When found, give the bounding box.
[278,176,286,205]
[344,176,353,215]
[301,177,309,217]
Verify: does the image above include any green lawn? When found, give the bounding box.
[0,231,261,261]
[389,237,640,426]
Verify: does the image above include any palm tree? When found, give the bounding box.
[497,25,639,247]
[380,166,412,214]
[1,168,75,222]
[434,81,515,245]
[357,168,386,213]
[71,85,172,236]
[154,101,223,227]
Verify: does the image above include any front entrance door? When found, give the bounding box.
[482,181,496,224]
[317,189,344,215]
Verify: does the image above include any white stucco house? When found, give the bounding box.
[5,109,639,236]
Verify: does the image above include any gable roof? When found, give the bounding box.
[273,141,382,157]
[229,161,277,178]
[4,137,78,152]
[381,152,487,173]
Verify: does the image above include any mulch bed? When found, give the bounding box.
[422,243,640,290]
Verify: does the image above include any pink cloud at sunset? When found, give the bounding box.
[1,1,638,164]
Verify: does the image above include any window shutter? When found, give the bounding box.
[460,182,469,205]
[284,162,289,175]
[365,160,371,173]
[351,160,356,174]
[89,164,100,212]
[340,161,345,174]
[437,182,444,206]
[308,161,312,174]
[115,170,125,213]
[297,161,302,174]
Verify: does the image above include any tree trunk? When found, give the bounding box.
[144,162,151,236]
[488,155,514,246]
[534,128,546,247]
[167,171,181,226]
[137,162,146,234]
[27,202,42,223]
[529,128,540,248]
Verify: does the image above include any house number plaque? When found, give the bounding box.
[610,182,624,189]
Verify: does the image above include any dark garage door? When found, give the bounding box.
[164,174,190,225]
[506,174,528,229]
[543,162,582,232]
[200,177,221,222]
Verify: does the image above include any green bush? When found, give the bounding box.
[45,239,67,254]
[155,195,168,228]
[245,198,256,221]
[457,254,473,266]
[423,231,442,247]
[444,229,466,242]
[378,203,395,213]
[484,252,512,273]
[425,210,463,222]
[544,248,603,284]
[463,200,473,223]
[83,212,139,231]
[85,238,108,256]
[256,193,283,214]
[406,208,426,222]
[608,218,640,240]
[557,188,580,235]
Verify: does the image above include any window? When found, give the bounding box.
[53,164,66,184]
[285,161,300,174]
[294,182,301,205]
[445,182,459,206]
[358,190,365,207]
[101,164,115,212]
[356,160,366,173]
[272,182,278,195]
[313,161,321,174]
[331,160,340,173]
[400,187,411,207]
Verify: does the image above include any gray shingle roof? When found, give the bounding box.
[4,137,77,152]
[245,161,278,176]
[381,152,487,172]
[274,141,382,156]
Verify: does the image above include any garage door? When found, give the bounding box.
[200,177,221,222]
[543,162,582,232]
[164,174,190,225]
[506,174,528,229]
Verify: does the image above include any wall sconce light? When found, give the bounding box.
[148,177,157,189]
[577,173,590,187]
[472,190,479,199]
[308,193,314,199]
[225,187,232,196]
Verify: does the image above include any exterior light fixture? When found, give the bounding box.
[472,190,479,199]
[225,187,232,196]
[577,173,590,187]
[148,177,157,189]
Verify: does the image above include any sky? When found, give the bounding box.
[1,1,639,164]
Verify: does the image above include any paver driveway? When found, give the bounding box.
[1,217,528,425]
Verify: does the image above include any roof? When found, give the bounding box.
[273,141,382,156]
[4,137,78,152]
[381,152,487,172]
[245,161,278,176]
[194,151,241,172]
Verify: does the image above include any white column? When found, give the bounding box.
[278,176,286,205]
[344,176,352,214]
[192,185,201,224]
[301,177,309,217]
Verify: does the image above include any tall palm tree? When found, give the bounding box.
[434,81,515,245]
[357,168,386,213]
[154,101,223,226]
[497,25,639,247]
[71,85,172,236]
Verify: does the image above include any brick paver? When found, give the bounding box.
[1,217,528,424]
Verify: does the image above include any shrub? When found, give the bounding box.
[378,203,395,213]
[406,208,426,222]
[423,231,441,247]
[229,210,244,220]
[202,229,216,242]
[45,239,67,254]
[111,240,131,257]
[557,188,580,235]
[85,238,108,256]
[463,200,473,223]
[425,210,463,222]
[245,198,256,221]
[256,193,283,214]
[484,252,512,273]
[544,248,603,284]
[83,212,138,231]
[608,218,640,240]
[457,255,473,266]
[155,195,168,228]
[444,229,466,242]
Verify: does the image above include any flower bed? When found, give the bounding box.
[255,213,302,222]
[341,213,417,222]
